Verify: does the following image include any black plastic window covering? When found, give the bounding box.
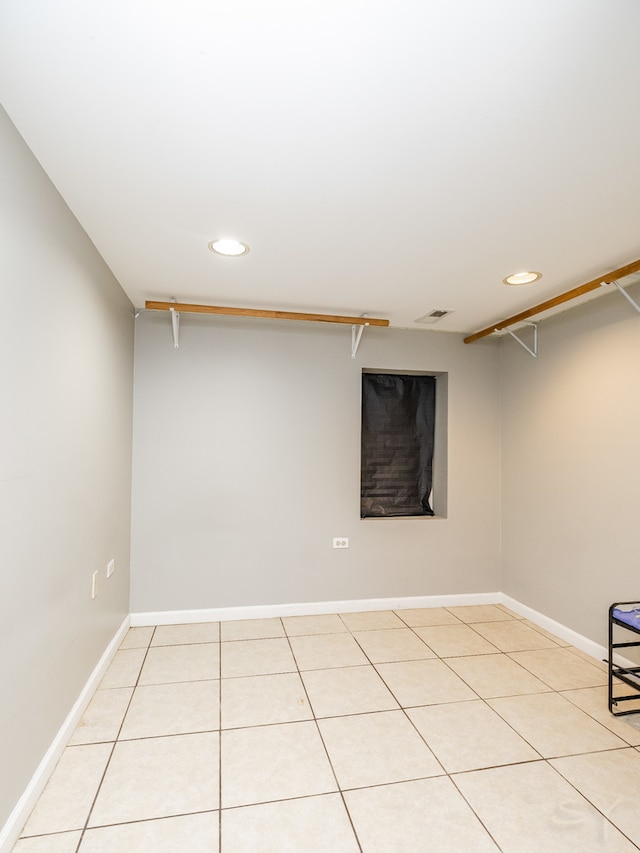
[361,373,435,518]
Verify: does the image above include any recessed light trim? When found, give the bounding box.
[503,271,542,286]
[208,238,250,257]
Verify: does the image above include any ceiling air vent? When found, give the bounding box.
[415,309,452,324]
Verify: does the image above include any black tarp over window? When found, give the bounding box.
[361,373,436,518]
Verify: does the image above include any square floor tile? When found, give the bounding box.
[221,672,312,728]
[138,643,219,685]
[352,628,435,663]
[69,687,133,745]
[339,610,405,631]
[221,638,296,678]
[302,665,399,717]
[452,761,637,852]
[21,744,112,835]
[561,686,640,745]
[151,622,220,646]
[99,648,146,689]
[395,607,462,627]
[445,605,514,623]
[445,653,551,698]
[80,812,219,852]
[119,627,154,649]
[119,680,219,739]
[375,659,477,707]
[88,732,219,826]
[221,720,336,808]
[318,710,443,789]
[414,624,499,657]
[488,692,627,757]
[344,777,498,852]
[551,748,640,847]
[407,700,540,772]
[472,619,561,651]
[221,794,359,852]
[567,646,609,671]
[522,618,571,646]
[289,633,369,670]
[220,618,285,641]
[13,832,82,853]
[509,648,608,690]
[283,614,348,636]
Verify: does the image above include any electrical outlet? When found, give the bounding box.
[332,537,349,549]
[91,570,98,599]
[107,558,115,578]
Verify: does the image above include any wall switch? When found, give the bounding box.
[332,537,349,549]
[91,570,98,599]
[107,558,115,578]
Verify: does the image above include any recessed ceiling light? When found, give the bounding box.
[503,271,542,286]
[208,238,250,257]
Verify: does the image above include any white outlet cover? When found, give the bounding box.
[107,558,115,578]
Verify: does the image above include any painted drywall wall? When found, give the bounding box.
[501,281,640,646]
[0,107,134,829]
[130,313,501,612]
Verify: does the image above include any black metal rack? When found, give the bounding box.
[608,601,640,716]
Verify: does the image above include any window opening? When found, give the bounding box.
[361,373,436,518]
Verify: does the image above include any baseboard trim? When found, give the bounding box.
[499,594,607,662]
[131,592,608,663]
[130,591,501,627]
[0,615,131,853]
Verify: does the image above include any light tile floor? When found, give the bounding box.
[13,605,640,852]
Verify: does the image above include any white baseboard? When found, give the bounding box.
[499,594,607,662]
[132,593,608,666]
[130,591,501,626]
[0,615,131,853]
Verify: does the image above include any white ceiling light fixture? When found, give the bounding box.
[503,271,542,286]
[208,238,250,257]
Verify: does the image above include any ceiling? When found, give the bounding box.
[2,0,640,335]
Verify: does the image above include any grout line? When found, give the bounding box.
[349,628,451,777]
[73,625,157,852]
[543,758,640,852]
[446,770,504,849]
[282,621,364,852]
[60,808,219,834]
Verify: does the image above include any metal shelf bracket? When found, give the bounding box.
[170,299,180,349]
[507,322,538,358]
[609,279,640,315]
[351,316,370,359]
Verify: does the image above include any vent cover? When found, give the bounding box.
[415,309,452,324]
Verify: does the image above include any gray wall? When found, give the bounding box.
[0,108,134,828]
[130,313,501,612]
[501,283,640,644]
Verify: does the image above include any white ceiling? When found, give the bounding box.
[2,0,640,335]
